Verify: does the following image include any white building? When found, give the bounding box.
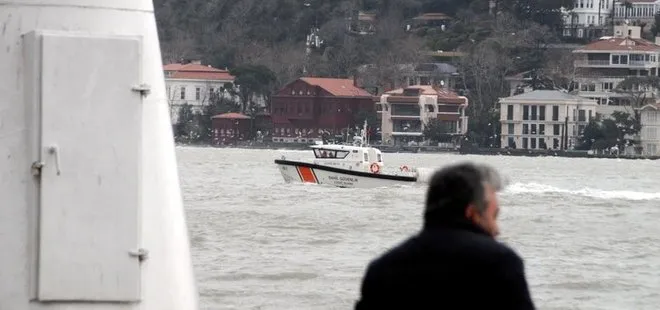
[377,85,468,145]
[164,60,235,124]
[499,90,598,150]
[640,103,660,155]
[562,0,614,39]
[612,0,660,26]
[572,25,660,117]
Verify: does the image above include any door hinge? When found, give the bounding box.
[131,83,151,97]
[128,248,149,262]
[31,161,44,176]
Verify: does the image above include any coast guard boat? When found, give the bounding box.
[274,122,422,188]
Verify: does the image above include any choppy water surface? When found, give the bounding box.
[177,146,660,310]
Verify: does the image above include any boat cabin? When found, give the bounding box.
[310,144,383,173]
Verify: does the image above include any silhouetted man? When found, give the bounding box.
[355,162,535,310]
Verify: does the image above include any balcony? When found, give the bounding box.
[575,60,610,66]
[575,59,657,68]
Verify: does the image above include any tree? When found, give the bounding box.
[498,0,572,31]
[651,12,660,37]
[173,104,198,142]
[229,64,277,114]
[613,76,660,138]
[577,118,620,151]
[423,118,454,143]
[577,111,640,151]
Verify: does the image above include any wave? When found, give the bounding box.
[505,182,660,201]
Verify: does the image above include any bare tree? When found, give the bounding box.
[161,29,197,64]
[542,49,577,91]
[614,76,660,114]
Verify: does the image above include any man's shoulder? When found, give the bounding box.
[364,230,524,271]
[459,231,523,261]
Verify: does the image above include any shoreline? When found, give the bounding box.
[175,142,659,160]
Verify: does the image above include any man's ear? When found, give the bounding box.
[464,204,478,220]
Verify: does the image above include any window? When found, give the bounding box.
[522,137,528,149]
[180,86,185,99]
[195,87,201,100]
[539,124,545,135]
[531,106,538,120]
[539,138,546,149]
[648,111,658,122]
[646,127,658,139]
[553,124,561,135]
[508,124,515,135]
[539,106,546,121]
[578,109,586,122]
[314,149,349,159]
[209,87,214,98]
[531,138,537,149]
[553,138,559,149]
[552,105,559,121]
[531,124,537,135]
[363,152,369,162]
[523,124,529,134]
[508,137,515,148]
[523,105,529,120]
[507,105,514,120]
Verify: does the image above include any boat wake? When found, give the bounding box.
[505,182,660,201]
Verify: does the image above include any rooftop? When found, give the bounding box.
[385,85,462,98]
[164,62,235,81]
[299,77,373,97]
[573,37,660,53]
[640,103,660,111]
[412,13,451,21]
[211,112,250,120]
[501,90,597,102]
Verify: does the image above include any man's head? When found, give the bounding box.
[423,162,506,237]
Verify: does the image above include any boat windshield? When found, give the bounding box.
[314,149,349,159]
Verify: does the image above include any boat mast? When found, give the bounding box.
[362,119,368,147]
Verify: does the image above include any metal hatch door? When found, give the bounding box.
[31,31,143,302]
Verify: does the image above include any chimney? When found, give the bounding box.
[353,75,358,87]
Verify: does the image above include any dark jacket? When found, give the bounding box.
[355,218,535,310]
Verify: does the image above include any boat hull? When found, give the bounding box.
[274,159,417,188]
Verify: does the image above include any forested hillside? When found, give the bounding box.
[154,0,576,146]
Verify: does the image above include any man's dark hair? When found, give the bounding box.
[424,162,505,222]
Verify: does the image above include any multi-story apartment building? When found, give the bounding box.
[163,60,235,124]
[378,85,468,145]
[499,90,598,150]
[640,103,660,155]
[572,25,660,116]
[562,0,614,39]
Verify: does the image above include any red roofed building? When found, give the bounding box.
[164,60,235,124]
[211,112,251,145]
[270,77,377,143]
[572,25,660,117]
[378,85,468,145]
